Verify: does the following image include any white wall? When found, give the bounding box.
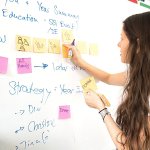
[0,0,149,150]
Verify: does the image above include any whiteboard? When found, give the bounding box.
[0,0,149,150]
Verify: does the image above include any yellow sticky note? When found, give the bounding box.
[61,29,74,43]
[16,35,32,52]
[98,94,111,107]
[48,39,61,54]
[77,41,89,54]
[89,43,99,56]
[101,94,110,107]
[80,76,97,93]
[33,38,47,53]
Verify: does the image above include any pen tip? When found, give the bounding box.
[71,39,75,45]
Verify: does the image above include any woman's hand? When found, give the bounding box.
[84,90,105,111]
[63,44,83,67]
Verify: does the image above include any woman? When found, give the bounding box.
[66,11,150,149]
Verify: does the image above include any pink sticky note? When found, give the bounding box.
[16,58,32,74]
[59,105,71,119]
[0,56,8,74]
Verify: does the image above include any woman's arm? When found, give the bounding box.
[85,91,150,149]
[79,59,126,86]
[103,113,127,150]
[85,91,127,150]
[65,45,127,86]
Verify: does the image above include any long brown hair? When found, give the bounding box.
[116,12,150,149]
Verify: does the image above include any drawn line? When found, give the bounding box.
[140,2,150,9]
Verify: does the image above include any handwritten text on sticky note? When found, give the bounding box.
[16,35,32,52]
[48,39,60,54]
[59,105,71,119]
[16,58,32,74]
[61,29,74,43]
[33,38,47,53]
[80,76,97,93]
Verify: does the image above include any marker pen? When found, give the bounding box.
[68,39,75,57]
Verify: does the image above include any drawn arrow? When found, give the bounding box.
[34,63,48,69]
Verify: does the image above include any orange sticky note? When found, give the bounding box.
[62,44,72,58]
